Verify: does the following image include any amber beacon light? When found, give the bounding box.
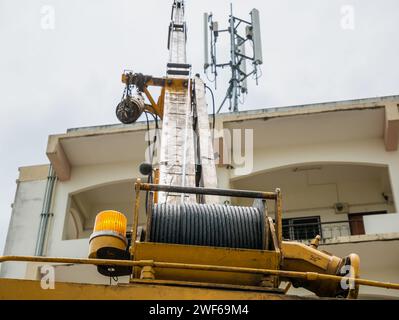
[93,210,127,236]
[89,211,128,258]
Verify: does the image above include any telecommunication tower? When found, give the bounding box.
[204,4,263,113]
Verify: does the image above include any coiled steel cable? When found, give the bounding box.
[149,203,264,249]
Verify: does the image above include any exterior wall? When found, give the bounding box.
[1,162,143,280]
[47,161,141,258]
[1,179,47,279]
[2,103,399,298]
[231,138,399,212]
[232,162,398,239]
[63,180,138,240]
[364,214,399,234]
[323,240,399,298]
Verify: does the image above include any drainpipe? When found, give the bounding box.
[35,165,57,256]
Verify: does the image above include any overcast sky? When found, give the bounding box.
[1,0,399,254]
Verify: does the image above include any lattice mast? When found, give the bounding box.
[158,0,218,204]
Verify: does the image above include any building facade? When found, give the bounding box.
[2,95,399,298]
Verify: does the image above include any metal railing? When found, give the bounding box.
[1,255,399,291]
[282,220,363,242]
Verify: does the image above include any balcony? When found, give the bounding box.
[283,220,351,243]
[282,213,399,245]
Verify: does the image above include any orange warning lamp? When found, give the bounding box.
[88,210,128,260]
[93,210,127,236]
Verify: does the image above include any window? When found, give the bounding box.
[282,216,321,241]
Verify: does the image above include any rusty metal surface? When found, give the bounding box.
[138,182,277,199]
[0,278,312,300]
[1,254,399,292]
[133,242,280,286]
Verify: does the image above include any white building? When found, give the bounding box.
[2,95,399,298]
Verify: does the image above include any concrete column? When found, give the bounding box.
[216,166,232,204]
[384,103,399,152]
[387,162,399,213]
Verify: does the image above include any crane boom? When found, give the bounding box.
[158,0,217,204]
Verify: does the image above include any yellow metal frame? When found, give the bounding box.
[2,179,394,299]
[0,278,298,300]
[121,74,190,120]
[126,180,377,299]
[132,242,281,287]
[1,256,398,292]
[130,179,284,289]
[131,179,283,253]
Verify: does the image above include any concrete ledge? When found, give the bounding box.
[62,95,399,136]
[46,135,71,181]
[322,232,399,245]
[18,165,50,182]
[220,95,399,124]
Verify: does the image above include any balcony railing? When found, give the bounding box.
[282,220,363,243]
